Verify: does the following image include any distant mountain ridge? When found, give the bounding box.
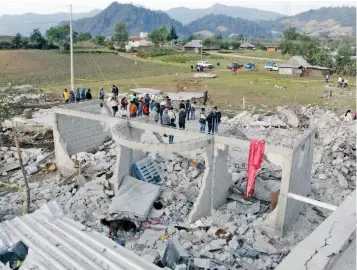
[0,9,100,36]
[166,3,283,24]
[186,14,274,38]
[72,2,188,36]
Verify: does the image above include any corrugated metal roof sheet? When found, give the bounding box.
[279,56,312,68]
[183,40,202,48]
[0,202,160,270]
[240,42,256,48]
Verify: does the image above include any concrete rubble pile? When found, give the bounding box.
[0,103,355,269]
[301,106,356,206]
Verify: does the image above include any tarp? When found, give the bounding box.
[246,140,265,197]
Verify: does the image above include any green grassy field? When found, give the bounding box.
[0,49,354,112]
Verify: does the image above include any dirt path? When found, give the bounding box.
[210,51,283,62]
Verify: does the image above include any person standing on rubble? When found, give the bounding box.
[80,88,86,100]
[185,100,191,121]
[112,85,119,98]
[178,108,186,130]
[159,99,166,124]
[129,101,137,118]
[110,96,119,117]
[162,107,170,126]
[85,89,92,100]
[63,89,69,103]
[341,109,353,122]
[75,88,81,102]
[69,90,75,103]
[214,106,221,134]
[179,100,185,110]
[203,90,208,106]
[99,88,105,102]
[206,109,216,135]
[144,93,151,105]
[199,108,206,133]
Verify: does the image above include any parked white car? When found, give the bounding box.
[197,61,213,69]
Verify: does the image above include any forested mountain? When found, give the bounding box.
[278,6,356,37]
[166,3,283,24]
[72,2,188,36]
[186,14,275,38]
[0,10,100,36]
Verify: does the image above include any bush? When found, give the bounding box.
[136,48,177,58]
[106,44,115,50]
[158,54,190,63]
[0,41,12,50]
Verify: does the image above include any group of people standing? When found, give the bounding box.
[63,88,92,103]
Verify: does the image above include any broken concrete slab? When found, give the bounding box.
[109,175,161,221]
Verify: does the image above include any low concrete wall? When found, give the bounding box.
[56,113,111,156]
[276,190,356,270]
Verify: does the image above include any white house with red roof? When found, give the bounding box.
[125,32,152,51]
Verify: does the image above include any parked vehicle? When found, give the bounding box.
[265,61,279,71]
[197,61,213,69]
[245,62,256,69]
[227,62,243,69]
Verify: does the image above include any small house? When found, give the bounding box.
[239,42,256,50]
[279,56,330,77]
[125,35,152,51]
[183,40,202,53]
[266,46,278,52]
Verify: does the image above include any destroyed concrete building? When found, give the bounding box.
[0,99,355,270]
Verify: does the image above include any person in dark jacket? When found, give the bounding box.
[185,100,191,121]
[69,90,75,103]
[144,93,151,105]
[178,108,186,130]
[203,90,208,106]
[112,85,118,98]
[214,106,221,134]
[75,88,81,102]
[179,100,185,110]
[85,89,92,100]
[80,88,86,100]
[206,109,216,135]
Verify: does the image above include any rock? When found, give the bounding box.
[253,237,278,255]
[174,163,182,171]
[143,250,160,263]
[193,258,213,269]
[277,106,299,127]
[318,174,327,180]
[166,163,174,173]
[237,224,249,235]
[341,167,349,175]
[174,264,187,270]
[337,172,348,189]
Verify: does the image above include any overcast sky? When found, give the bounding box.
[0,0,355,16]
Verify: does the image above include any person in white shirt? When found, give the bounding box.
[338,76,343,88]
[199,108,206,133]
[110,97,118,117]
[168,106,176,123]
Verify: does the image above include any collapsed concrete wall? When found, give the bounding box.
[276,128,316,234]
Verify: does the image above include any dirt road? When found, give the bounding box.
[209,51,283,62]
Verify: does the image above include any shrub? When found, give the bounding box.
[136,48,177,58]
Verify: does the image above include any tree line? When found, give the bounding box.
[279,27,356,76]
